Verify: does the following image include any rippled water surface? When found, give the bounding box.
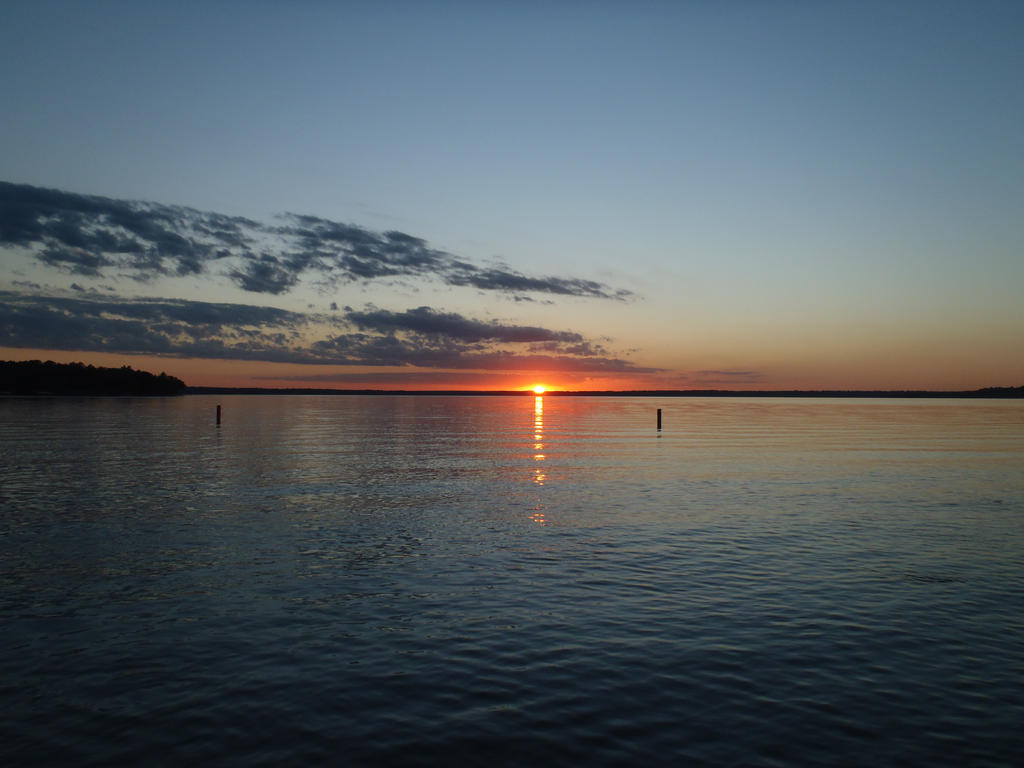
[2,395,1023,766]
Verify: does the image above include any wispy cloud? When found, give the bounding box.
[1,181,633,301]
[696,370,761,377]
[0,292,657,373]
[258,371,534,387]
[692,369,764,385]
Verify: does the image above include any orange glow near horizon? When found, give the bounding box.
[533,385,546,394]
[3,347,1019,392]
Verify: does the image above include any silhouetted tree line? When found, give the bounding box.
[0,360,185,395]
[972,386,1024,397]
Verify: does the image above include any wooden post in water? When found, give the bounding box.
[657,408,662,431]
[216,404,222,426]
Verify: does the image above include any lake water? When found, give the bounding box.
[1,395,1023,766]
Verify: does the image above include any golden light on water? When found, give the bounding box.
[534,396,545,462]
[531,394,547,518]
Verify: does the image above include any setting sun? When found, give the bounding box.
[533,385,546,394]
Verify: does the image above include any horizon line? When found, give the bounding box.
[184,385,1024,398]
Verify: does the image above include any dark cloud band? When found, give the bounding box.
[345,306,584,344]
[1,181,633,301]
[0,292,657,373]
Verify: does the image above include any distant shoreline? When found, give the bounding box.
[1,360,185,396]
[4,361,1021,398]
[184,386,1024,398]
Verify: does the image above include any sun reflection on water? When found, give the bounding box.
[533,395,545,463]
[531,395,547,522]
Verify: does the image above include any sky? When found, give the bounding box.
[2,0,1022,391]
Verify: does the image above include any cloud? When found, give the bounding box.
[345,306,585,344]
[229,253,302,294]
[255,371,529,387]
[1,181,633,301]
[693,369,764,384]
[0,181,258,281]
[0,291,307,361]
[0,291,657,374]
[309,334,649,372]
[447,269,634,301]
[696,370,760,377]
[38,245,114,276]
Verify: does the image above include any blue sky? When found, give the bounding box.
[2,1,1022,389]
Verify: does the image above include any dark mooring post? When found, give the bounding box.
[657,408,662,431]
[216,404,222,426]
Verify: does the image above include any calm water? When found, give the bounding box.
[1,395,1023,766]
